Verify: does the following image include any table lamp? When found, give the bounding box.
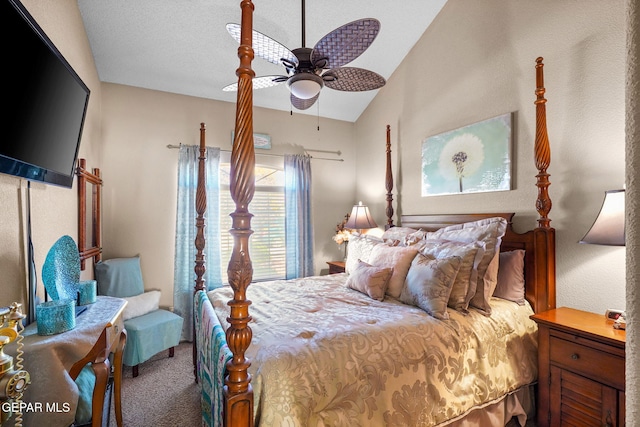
[345,201,378,234]
[579,189,625,246]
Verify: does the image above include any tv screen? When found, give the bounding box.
[2,0,90,188]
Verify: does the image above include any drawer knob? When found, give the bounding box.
[571,353,579,360]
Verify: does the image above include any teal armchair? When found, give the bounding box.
[94,256,183,377]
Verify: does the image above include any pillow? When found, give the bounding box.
[381,227,420,244]
[95,256,144,298]
[493,250,526,305]
[368,245,419,298]
[345,260,393,301]
[399,254,462,320]
[122,290,161,320]
[427,217,507,315]
[345,234,383,274]
[419,239,485,312]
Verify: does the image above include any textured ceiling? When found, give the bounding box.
[78,0,447,122]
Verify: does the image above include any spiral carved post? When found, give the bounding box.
[534,57,552,228]
[192,123,207,381]
[385,125,394,229]
[194,123,207,294]
[224,1,256,426]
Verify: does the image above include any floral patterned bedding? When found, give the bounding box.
[203,273,538,426]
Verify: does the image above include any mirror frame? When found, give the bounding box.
[76,158,102,270]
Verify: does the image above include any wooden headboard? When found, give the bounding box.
[401,213,556,314]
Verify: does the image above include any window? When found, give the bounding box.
[219,161,286,282]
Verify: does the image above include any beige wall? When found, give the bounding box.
[356,0,627,315]
[0,0,102,309]
[100,84,356,307]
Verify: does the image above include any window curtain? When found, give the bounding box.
[284,154,314,279]
[173,145,222,342]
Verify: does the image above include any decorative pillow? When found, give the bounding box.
[95,256,145,298]
[122,290,161,320]
[427,217,507,315]
[345,261,393,301]
[345,234,383,274]
[493,250,526,305]
[419,239,485,312]
[368,245,419,298]
[381,227,419,244]
[399,254,462,320]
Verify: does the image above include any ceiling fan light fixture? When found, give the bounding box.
[286,73,323,99]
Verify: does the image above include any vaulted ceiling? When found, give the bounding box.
[78,0,447,122]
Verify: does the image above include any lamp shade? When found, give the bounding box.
[579,189,625,246]
[345,201,377,231]
[287,74,323,99]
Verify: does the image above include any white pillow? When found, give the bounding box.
[368,245,419,298]
[122,290,161,320]
[345,234,383,274]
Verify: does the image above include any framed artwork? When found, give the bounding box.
[421,113,512,197]
[231,132,271,149]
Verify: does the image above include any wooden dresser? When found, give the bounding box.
[531,307,626,427]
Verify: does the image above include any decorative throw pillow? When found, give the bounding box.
[122,290,162,320]
[493,250,526,305]
[419,239,485,312]
[345,260,393,301]
[345,234,383,274]
[427,217,507,315]
[381,227,419,244]
[368,244,419,298]
[399,254,462,320]
[95,256,145,298]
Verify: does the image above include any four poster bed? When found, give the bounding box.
[192,2,556,426]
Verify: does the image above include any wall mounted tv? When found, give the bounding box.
[1,0,90,188]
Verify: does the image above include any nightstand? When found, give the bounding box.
[327,261,346,274]
[531,307,626,427]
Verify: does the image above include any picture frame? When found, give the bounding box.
[231,131,271,150]
[421,113,512,197]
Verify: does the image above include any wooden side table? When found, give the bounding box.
[327,261,346,274]
[531,307,626,427]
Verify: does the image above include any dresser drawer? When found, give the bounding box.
[549,336,625,390]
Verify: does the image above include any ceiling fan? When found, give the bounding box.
[222,0,386,110]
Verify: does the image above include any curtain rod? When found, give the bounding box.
[166,144,344,162]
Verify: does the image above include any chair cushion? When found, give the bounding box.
[123,309,183,366]
[95,257,144,297]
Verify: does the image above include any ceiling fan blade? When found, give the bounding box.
[226,23,298,67]
[290,92,319,110]
[222,75,288,92]
[311,19,380,69]
[323,67,386,92]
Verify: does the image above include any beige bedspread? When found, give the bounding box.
[207,273,537,426]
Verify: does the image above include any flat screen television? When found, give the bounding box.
[1,0,90,188]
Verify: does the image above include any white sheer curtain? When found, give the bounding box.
[173,145,222,342]
[284,154,314,278]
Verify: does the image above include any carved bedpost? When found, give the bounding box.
[385,125,395,230]
[194,123,207,294]
[224,1,256,426]
[533,57,556,311]
[534,57,552,228]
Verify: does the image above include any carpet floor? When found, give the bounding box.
[108,342,201,427]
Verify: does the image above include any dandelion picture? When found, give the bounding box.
[422,113,512,196]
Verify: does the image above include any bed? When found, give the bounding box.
[192,2,556,426]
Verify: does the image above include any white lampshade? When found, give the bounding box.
[286,74,323,99]
[345,201,377,232]
[579,189,625,246]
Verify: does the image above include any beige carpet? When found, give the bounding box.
[109,342,201,427]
